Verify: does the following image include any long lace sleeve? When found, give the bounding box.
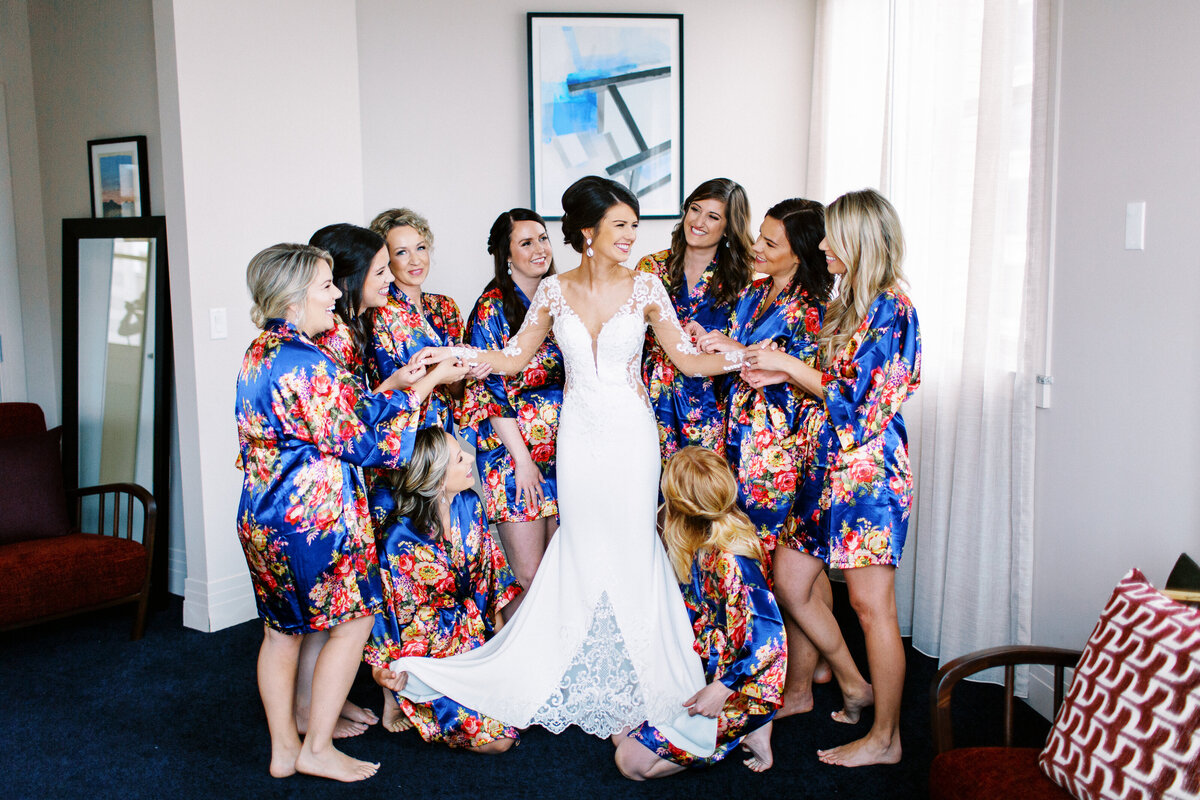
[642,274,745,377]
[451,278,555,376]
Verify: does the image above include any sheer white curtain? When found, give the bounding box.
[807,0,1053,687]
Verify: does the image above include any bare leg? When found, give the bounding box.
[812,573,834,684]
[777,608,819,717]
[257,625,303,778]
[772,547,873,723]
[741,721,774,772]
[614,736,686,781]
[817,565,903,767]
[379,687,412,733]
[295,631,372,738]
[294,615,380,782]
[496,517,555,620]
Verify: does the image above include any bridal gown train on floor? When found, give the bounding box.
[392,273,718,756]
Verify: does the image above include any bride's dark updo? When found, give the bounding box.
[559,176,640,253]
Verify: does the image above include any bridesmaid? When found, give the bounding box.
[461,209,565,615]
[615,447,785,779]
[369,208,481,431]
[744,189,921,767]
[694,198,837,715]
[367,428,522,753]
[636,178,754,464]
[235,243,428,782]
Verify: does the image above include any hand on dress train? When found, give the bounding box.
[695,329,739,353]
[371,665,408,693]
[683,681,735,718]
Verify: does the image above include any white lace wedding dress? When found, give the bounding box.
[392,272,742,757]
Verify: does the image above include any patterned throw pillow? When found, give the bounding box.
[1038,568,1199,800]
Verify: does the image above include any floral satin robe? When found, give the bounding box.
[371,286,464,432]
[724,278,825,553]
[794,289,921,568]
[460,282,564,523]
[365,490,522,747]
[637,249,734,464]
[630,548,786,766]
[234,318,421,633]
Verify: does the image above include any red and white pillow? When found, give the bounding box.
[1039,568,1200,800]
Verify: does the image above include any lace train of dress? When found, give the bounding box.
[392,274,718,756]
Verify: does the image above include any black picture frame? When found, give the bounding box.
[527,13,684,219]
[87,135,151,218]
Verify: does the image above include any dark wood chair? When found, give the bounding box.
[0,402,157,639]
[929,645,1082,800]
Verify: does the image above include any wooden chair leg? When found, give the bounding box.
[130,592,151,640]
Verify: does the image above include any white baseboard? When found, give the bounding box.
[182,573,257,632]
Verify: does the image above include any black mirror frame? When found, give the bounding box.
[62,216,171,600]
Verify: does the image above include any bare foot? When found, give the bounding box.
[269,740,301,779]
[295,745,380,782]
[340,700,379,726]
[817,733,901,767]
[831,683,874,724]
[297,711,370,739]
[381,706,413,733]
[813,658,833,684]
[741,722,774,772]
[774,689,814,719]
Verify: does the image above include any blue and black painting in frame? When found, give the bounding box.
[528,13,683,218]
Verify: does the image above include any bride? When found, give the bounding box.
[382,176,747,758]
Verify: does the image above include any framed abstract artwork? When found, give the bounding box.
[528,13,683,218]
[87,136,150,218]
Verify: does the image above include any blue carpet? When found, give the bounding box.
[0,589,1049,799]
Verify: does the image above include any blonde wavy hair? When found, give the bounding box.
[369,207,435,249]
[391,428,452,538]
[660,447,764,582]
[819,189,908,365]
[245,243,331,329]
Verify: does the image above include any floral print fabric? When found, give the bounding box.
[724,278,825,553]
[234,318,421,633]
[371,286,464,432]
[460,283,564,523]
[365,490,522,747]
[637,249,733,464]
[629,549,785,766]
[812,289,921,568]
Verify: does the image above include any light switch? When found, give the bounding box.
[210,307,228,340]
[1125,202,1145,250]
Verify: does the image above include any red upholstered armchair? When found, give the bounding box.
[928,645,1082,800]
[0,402,157,639]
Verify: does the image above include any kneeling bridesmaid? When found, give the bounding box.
[615,447,786,779]
[367,427,522,753]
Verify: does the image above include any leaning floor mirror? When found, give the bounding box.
[62,216,170,597]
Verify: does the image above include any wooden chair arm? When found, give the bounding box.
[68,482,158,565]
[931,645,1082,755]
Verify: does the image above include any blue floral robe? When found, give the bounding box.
[461,282,564,523]
[630,548,786,766]
[365,490,522,747]
[723,278,825,553]
[234,318,421,633]
[638,249,735,463]
[786,289,921,568]
[371,285,464,432]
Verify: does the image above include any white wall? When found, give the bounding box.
[155,0,367,630]
[356,0,816,308]
[1032,1,1200,653]
[27,0,166,418]
[0,0,55,418]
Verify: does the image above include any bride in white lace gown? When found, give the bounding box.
[387,178,746,758]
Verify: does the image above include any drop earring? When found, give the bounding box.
[585,237,594,258]
[507,261,513,275]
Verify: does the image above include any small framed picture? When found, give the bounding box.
[87,136,150,218]
[528,13,684,219]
